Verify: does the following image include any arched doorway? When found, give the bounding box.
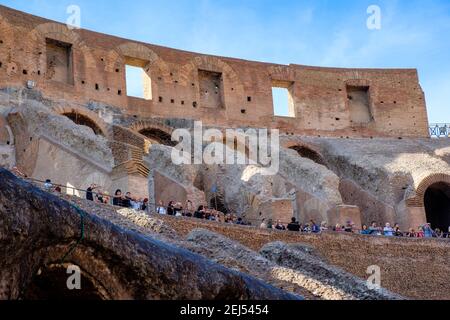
[62,112,104,136]
[424,182,450,231]
[289,145,327,167]
[22,264,108,300]
[139,128,175,146]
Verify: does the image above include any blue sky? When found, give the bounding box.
[1,0,449,122]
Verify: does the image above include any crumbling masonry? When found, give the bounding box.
[0,5,450,300]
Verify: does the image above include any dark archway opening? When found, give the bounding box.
[424,182,450,231]
[289,146,327,167]
[22,264,106,300]
[62,112,104,136]
[209,193,228,214]
[139,128,175,147]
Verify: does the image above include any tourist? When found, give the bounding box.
[311,220,320,233]
[320,221,328,232]
[416,226,425,238]
[130,197,141,210]
[156,200,167,214]
[54,186,62,193]
[434,228,443,238]
[167,201,175,216]
[406,228,416,238]
[267,219,273,229]
[287,217,301,232]
[174,202,183,217]
[86,183,98,201]
[141,198,149,211]
[360,225,371,235]
[423,223,434,238]
[184,200,194,216]
[204,207,213,220]
[44,179,53,191]
[113,189,123,207]
[103,191,111,205]
[304,223,312,233]
[122,192,132,208]
[383,223,394,237]
[298,223,304,232]
[260,218,268,229]
[274,220,286,231]
[96,189,104,204]
[208,210,219,221]
[236,217,245,225]
[369,222,382,236]
[394,224,403,237]
[333,224,342,232]
[194,205,205,219]
[344,221,354,233]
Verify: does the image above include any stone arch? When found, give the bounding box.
[16,242,132,300]
[53,105,109,137]
[114,42,171,79]
[129,120,175,146]
[268,65,297,82]
[22,263,109,300]
[283,141,328,167]
[406,173,450,207]
[0,116,14,145]
[27,22,96,75]
[424,181,450,230]
[179,56,245,95]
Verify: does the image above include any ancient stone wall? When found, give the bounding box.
[0,5,429,138]
[155,213,450,300]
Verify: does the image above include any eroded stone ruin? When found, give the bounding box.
[0,5,450,300]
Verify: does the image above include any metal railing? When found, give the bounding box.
[429,124,450,138]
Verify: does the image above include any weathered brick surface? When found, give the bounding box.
[0,5,429,138]
[156,214,450,300]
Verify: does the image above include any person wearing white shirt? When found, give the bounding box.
[384,223,394,237]
[156,200,167,215]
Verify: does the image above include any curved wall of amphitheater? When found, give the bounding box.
[0,5,449,232]
[0,5,429,139]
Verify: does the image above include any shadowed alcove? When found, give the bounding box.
[289,145,328,168]
[22,264,108,300]
[62,112,104,136]
[139,128,175,146]
[424,182,450,231]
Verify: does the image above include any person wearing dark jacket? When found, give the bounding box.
[113,189,123,207]
[287,217,301,232]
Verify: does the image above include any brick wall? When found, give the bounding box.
[0,5,429,138]
[156,214,450,300]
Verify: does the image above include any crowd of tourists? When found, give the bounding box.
[37,176,450,239]
[260,217,450,239]
[84,184,150,211]
[155,200,248,225]
[84,183,246,225]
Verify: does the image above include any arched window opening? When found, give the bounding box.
[62,112,104,136]
[289,146,327,167]
[139,128,175,147]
